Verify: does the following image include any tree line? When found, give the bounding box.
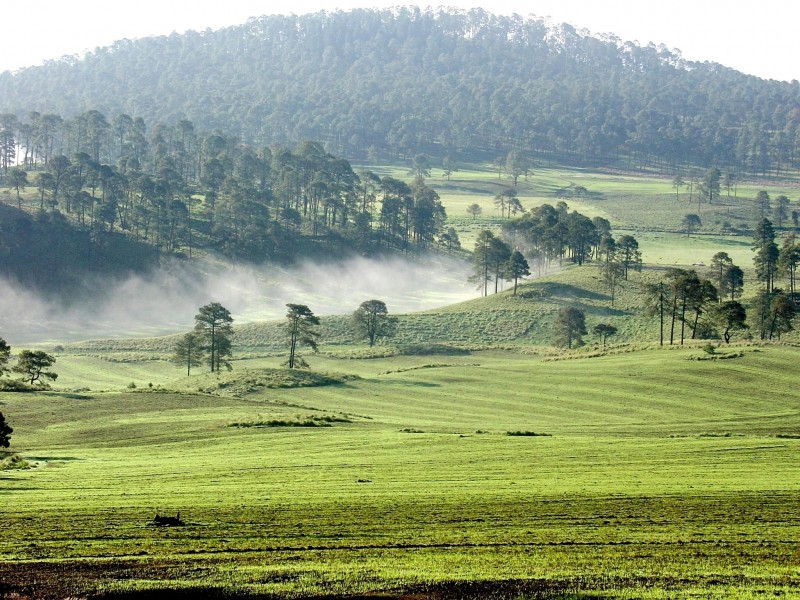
[173,299,397,375]
[2,9,800,176]
[0,111,453,285]
[471,202,640,300]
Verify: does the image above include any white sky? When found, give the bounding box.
[3,1,799,82]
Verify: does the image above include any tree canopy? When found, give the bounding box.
[194,302,234,372]
[13,350,57,385]
[1,9,799,175]
[0,412,11,448]
[285,304,320,369]
[351,300,397,347]
[555,307,587,349]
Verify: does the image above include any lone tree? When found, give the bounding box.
[442,155,457,180]
[0,412,11,448]
[0,338,10,376]
[555,307,587,349]
[682,214,702,237]
[13,350,57,385]
[194,302,234,372]
[508,250,530,295]
[285,304,320,368]
[466,203,482,220]
[593,323,618,349]
[171,332,205,376]
[352,300,397,347]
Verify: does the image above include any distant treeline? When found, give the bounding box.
[1,8,800,175]
[0,111,451,294]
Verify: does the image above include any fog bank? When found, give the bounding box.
[0,255,477,344]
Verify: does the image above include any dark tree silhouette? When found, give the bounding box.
[556,307,587,349]
[712,301,747,344]
[172,332,205,376]
[508,250,530,295]
[593,323,618,349]
[682,214,701,237]
[13,350,57,385]
[194,302,234,372]
[285,304,320,368]
[0,412,12,448]
[352,300,397,347]
[0,338,10,376]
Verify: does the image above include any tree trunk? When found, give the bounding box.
[679,296,688,345]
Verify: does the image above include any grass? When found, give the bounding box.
[1,344,799,597]
[3,160,800,598]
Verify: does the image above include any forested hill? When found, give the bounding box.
[1,7,799,174]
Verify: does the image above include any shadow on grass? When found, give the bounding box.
[25,455,81,461]
[531,282,608,301]
[91,580,612,599]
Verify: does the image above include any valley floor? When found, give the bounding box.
[1,346,799,598]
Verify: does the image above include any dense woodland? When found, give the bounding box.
[0,110,451,294]
[1,8,800,175]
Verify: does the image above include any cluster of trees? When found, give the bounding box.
[0,112,452,277]
[470,230,531,296]
[549,211,797,349]
[3,9,800,175]
[642,232,798,345]
[553,307,617,349]
[173,299,398,374]
[504,203,635,271]
[479,202,640,301]
[0,338,58,385]
[172,302,236,375]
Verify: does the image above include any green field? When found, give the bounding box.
[2,344,799,598]
[2,162,800,598]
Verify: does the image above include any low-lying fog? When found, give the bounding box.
[0,255,478,344]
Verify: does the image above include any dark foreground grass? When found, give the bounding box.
[1,346,799,598]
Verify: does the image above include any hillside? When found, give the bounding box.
[1,8,799,174]
[0,203,158,297]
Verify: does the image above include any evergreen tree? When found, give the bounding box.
[752,219,779,292]
[13,350,57,385]
[711,301,747,344]
[616,235,642,280]
[285,304,320,368]
[682,214,701,237]
[171,332,205,376]
[555,307,587,349]
[778,233,800,298]
[471,230,495,297]
[0,338,10,376]
[194,302,234,372]
[0,412,12,448]
[352,300,397,347]
[593,323,618,349]
[508,250,530,295]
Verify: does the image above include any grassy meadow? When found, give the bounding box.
[2,161,800,598]
[2,345,800,598]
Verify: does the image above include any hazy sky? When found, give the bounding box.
[3,1,799,81]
